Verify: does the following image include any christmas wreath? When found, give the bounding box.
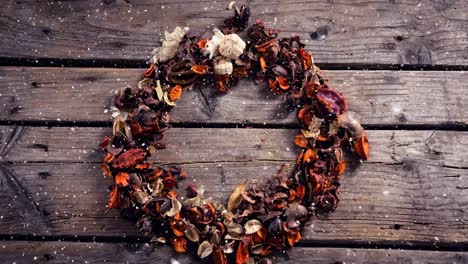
[99,5,369,264]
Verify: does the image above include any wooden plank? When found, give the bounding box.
[1,0,467,65]
[1,67,467,125]
[0,127,467,245]
[1,241,467,264]
[3,126,468,167]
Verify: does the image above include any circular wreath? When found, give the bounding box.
[100,5,369,264]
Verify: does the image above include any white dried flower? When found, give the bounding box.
[150,26,189,63]
[203,28,225,59]
[219,33,246,60]
[213,57,233,75]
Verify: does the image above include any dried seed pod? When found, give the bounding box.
[168,61,197,85]
[219,33,246,59]
[151,26,189,63]
[203,28,225,59]
[214,57,234,75]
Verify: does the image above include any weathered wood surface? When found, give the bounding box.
[1,0,467,65]
[1,67,467,125]
[1,241,467,264]
[0,126,467,245]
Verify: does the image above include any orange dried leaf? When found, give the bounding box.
[259,56,267,70]
[170,218,187,237]
[287,231,302,246]
[107,185,121,209]
[143,63,155,78]
[197,39,208,49]
[192,65,210,75]
[296,185,305,199]
[169,85,183,102]
[100,163,112,177]
[236,240,249,264]
[276,76,289,90]
[252,227,267,244]
[354,134,370,160]
[288,188,297,202]
[171,237,187,253]
[104,153,115,163]
[216,80,228,93]
[135,163,149,170]
[303,148,317,163]
[115,172,129,187]
[335,161,347,176]
[255,39,276,53]
[267,79,281,95]
[293,134,308,148]
[299,48,313,69]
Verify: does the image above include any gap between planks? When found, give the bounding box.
[1,120,468,131]
[1,234,467,252]
[1,57,468,71]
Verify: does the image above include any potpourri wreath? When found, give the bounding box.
[99,5,369,264]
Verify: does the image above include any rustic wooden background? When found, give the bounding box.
[0,0,467,263]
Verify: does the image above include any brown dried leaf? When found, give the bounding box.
[133,190,149,205]
[212,244,227,264]
[227,180,248,212]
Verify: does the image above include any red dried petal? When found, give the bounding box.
[315,89,348,117]
[112,148,147,169]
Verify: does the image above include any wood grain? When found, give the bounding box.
[1,241,467,264]
[0,126,467,245]
[1,0,467,65]
[0,67,467,125]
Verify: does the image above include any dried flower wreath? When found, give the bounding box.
[100,5,369,264]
